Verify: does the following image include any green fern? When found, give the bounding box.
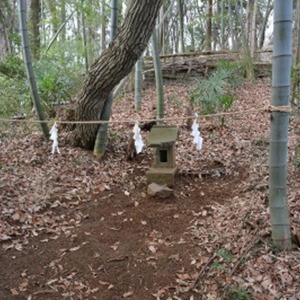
[190,60,244,117]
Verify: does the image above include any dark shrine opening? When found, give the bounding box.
[159,149,168,163]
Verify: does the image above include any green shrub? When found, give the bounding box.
[0,51,84,118]
[190,60,245,122]
[224,285,253,300]
[0,76,31,117]
[0,55,26,79]
[34,55,83,108]
[216,59,246,88]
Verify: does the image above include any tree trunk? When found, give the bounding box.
[178,0,185,53]
[269,0,292,251]
[60,0,66,42]
[250,0,258,57]
[152,27,164,123]
[220,0,225,49]
[46,0,58,34]
[101,0,106,52]
[72,0,163,149]
[205,0,212,51]
[258,0,272,49]
[18,0,49,140]
[134,57,143,111]
[158,5,164,53]
[29,0,41,59]
[228,3,236,50]
[81,0,89,73]
[291,0,300,104]
[0,5,10,59]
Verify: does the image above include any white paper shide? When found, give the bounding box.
[50,122,60,154]
[191,113,203,150]
[133,122,144,154]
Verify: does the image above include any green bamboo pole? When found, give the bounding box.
[269,0,292,251]
[44,10,75,55]
[134,57,143,111]
[151,27,164,124]
[93,0,118,157]
[18,0,49,140]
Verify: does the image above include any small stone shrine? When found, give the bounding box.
[146,125,179,187]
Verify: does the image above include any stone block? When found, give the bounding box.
[147,183,174,198]
[146,167,177,187]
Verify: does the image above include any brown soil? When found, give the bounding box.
[0,169,243,300]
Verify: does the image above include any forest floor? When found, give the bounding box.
[1,79,300,300]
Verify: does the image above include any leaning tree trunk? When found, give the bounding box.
[72,0,163,149]
[19,0,49,140]
[93,0,118,157]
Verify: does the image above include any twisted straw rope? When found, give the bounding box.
[0,105,292,125]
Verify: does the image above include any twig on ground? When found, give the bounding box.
[107,255,129,263]
[230,233,263,276]
[190,253,217,290]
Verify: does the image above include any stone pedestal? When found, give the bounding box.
[146,167,177,187]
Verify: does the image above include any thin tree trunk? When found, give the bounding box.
[291,0,300,104]
[45,0,58,34]
[157,0,176,53]
[60,0,66,42]
[152,27,164,123]
[235,0,254,80]
[250,0,258,57]
[101,0,106,52]
[117,0,123,25]
[159,5,164,53]
[189,24,195,51]
[81,0,89,73]
[18,0,49,140]
[233,0,241,51]
[0,6,10,58]
[258,0,272,49]
[246,0,252,44]
[29,0,40,59]
[72,0,163,150]
[45,10,75,54]
[228,3,236,50]
[205,0,212,51]
[178,0,185,53]
[220,0,225,49]
[174,19,179,53]
[134,57,143,111]
[6,0,15,54]
[269,0,292,251]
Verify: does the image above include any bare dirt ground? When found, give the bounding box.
[1,79,300,300]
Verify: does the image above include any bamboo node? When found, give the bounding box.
[267,105,292,113]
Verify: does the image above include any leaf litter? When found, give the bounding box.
[0,79,300,299]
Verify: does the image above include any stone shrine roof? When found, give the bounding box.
[147,126,179,147]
